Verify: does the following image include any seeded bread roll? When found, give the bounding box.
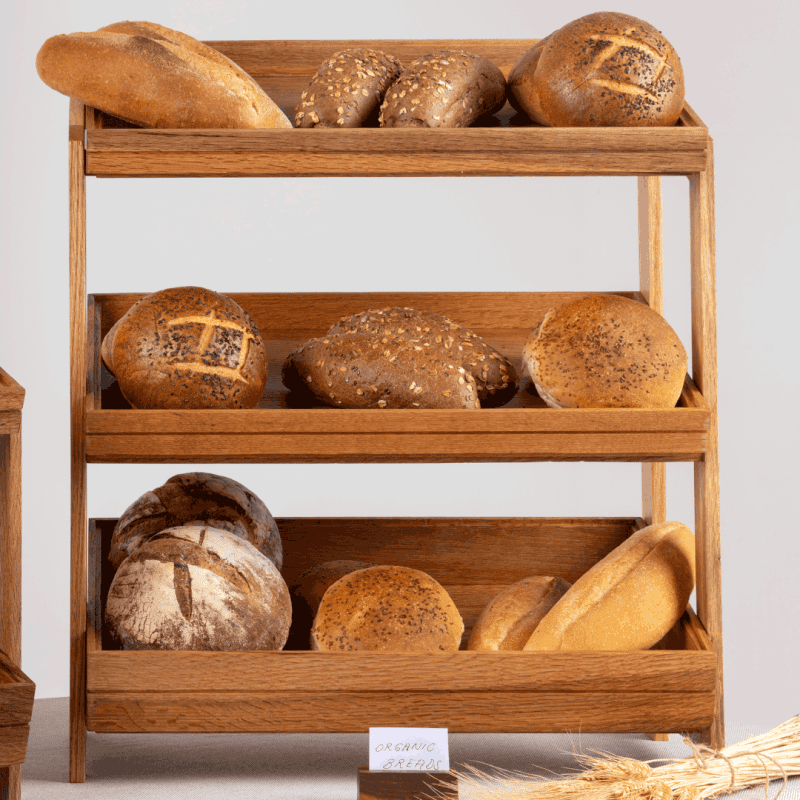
[522,294,687,408]
[311,565,464,652]
[103,286,268,409]
[524,521,696,652]
[295,49,402,127]
[508,12,684,127]
[380,51,506,128]
[105,525,291,651]
[467,576,572,651]
[36,20,291,129]
[109,471,282,571]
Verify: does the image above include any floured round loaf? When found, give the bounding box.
[311,565,464,652]
[104,286,268,409]
[523,521,696,651]
[109,471,282,571]
[467,576,572,651]
[508,12,684,127]
[522,294,687,408]
[36,20,291,129]
[105,525,291,651]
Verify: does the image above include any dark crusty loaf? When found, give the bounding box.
[380,51,506,128]
[109,471,282,571]
[295,49,403,127]
[36,20,291,129]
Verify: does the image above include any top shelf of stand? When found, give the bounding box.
[77,38,710,179]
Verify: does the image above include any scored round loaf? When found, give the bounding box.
[467,576,572,651]
[380,51,506,128]
[522,294,687,408]
[109,471,282,571]
[508,12,684,127]
[523,521,696,652]
[311,565,464,652]
[36,20,291,129]
[105,525,291,651]
[104,286,268,409]
[295,49,403,127]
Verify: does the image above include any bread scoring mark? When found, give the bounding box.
[173,562,193,620]
[586,34,667,98]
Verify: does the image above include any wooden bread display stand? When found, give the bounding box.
[0,367,35,800]
[65,38,721,783]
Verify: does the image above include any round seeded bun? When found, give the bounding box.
[109,471,282,572]
[104,286,268,409]
[467,576,572,651]
[508,12,684,127]
[105,525,291,651]
[522,294,687,408]
[310,565,464,652]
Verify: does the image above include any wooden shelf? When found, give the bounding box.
[0,652,35,767]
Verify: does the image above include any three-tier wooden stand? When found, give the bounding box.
[66,39,721,783]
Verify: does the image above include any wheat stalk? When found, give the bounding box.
[425,715,800,800]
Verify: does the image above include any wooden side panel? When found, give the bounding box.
[0,726,29,767]
[358,768,457,800]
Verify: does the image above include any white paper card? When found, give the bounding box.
[369,727,449,771]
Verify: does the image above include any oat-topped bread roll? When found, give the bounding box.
[467,576,572,651]
[109,471,282,571]
[106,525,291,651]
[380,51,506,128]
[37,20,291,129]
[103,286,268,409]
[508,12,684,127]
[523,522,696,652]
[311,565,464,652]
[522,294,687,408]
[295,49,402,127]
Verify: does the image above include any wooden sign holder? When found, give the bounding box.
[358,766,458,800]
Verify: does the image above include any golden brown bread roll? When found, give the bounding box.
[523,521,696,652]
[36,20,291,129]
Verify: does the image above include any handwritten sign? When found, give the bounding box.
[369,727,449,772]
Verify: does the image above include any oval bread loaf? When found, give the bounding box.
[523,521,696,652]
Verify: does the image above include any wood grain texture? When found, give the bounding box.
[0,370,24,413]
[0,653,35,727]
[0,428,22,666]
[0,765,21,799]
[358,768,457,800]
[0,727,29,768]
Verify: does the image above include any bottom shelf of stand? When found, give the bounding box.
[0,651,35,767]
[86,516,716,734]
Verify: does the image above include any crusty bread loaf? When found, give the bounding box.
[380,51,506,128]
[105,525,291,651]
[311,565,464,652]
[467,576,571,651]
[109,472,282,571]
[508,12,684,127]
[103,286,268,409]
[295,49,403,127]
[522,294,687,408]
[523,521,696,652]
[36,20,291,129]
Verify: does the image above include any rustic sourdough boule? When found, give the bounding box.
[36,20,291,129]
[311,565,464,652]
[523,521,696,651]
[380,51,506,128]
[295,49,403,127]
[109,471,282,571]
[105,525,291,651]
[104,286,268,409]
[522,294,687,408]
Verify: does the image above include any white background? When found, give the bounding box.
[1,0,798,734]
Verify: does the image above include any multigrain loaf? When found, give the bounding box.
[109,472,282,571]
[380,51,506,128]
[36,20,291,129]
[295,49,403,127]
[311,565,464,652]
[523,521,696,652]
[521,294,687,408]
[105,525,291,651]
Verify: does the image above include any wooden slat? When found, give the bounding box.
[0,369,24,413]
[0,653,35,727]
[0,428,22,666]
[0,726,29,768]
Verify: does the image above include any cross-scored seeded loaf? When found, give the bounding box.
[109,471,282,571]
[295,49,403,127]
[104,286,268,409]
[105,525,291,651]
[36,20,291,129]
[311,565,464,652]
[380,51,506,128]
